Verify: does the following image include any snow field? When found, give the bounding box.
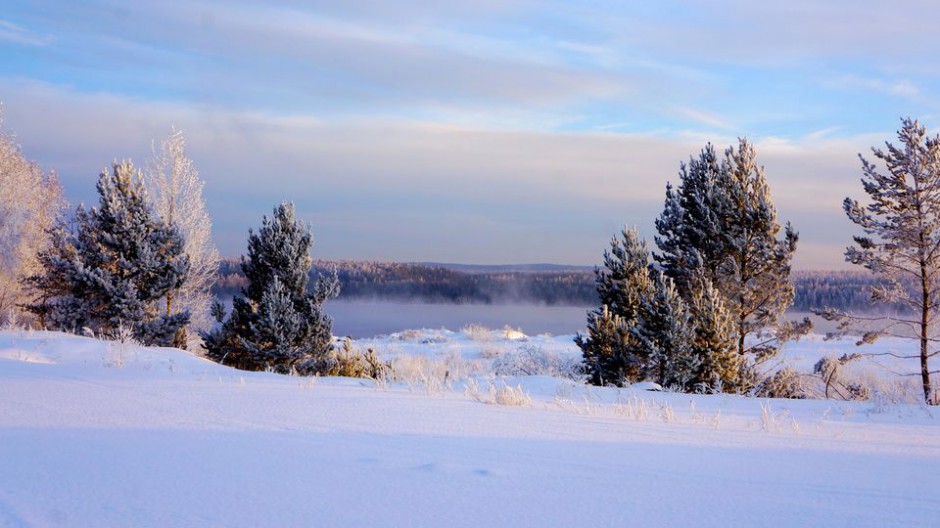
[0,328,938,527]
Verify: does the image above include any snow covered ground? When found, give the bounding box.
[1,328,938,527]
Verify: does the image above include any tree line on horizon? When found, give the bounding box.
[212,259,898,313]
[0,108,937,402]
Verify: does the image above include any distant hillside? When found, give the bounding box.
[213,259,596,305]
[418,262,594,274]
[213,259,890,311]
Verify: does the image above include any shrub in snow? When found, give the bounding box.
[462,324,491,342]
[27,161,190,347]
[465,379,531,407]
[492,344,581,380]
[814,353,869,401]
[754,367,805,399]
[202,202,339,373]
[300,338,390,380]
[389,352,485,394]
[503,326,526,340]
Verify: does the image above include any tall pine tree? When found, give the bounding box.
[655,139,808,390]
[838,118,940,404]
[203,202,339,373]
[27,161,190,345]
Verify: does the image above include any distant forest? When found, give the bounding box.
[214,260,596,305]
[212,259,887,312]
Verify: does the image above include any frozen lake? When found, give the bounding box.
[325,300,591,338]
[323,300,839,339]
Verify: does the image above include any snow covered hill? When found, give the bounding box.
[1,329,938,527]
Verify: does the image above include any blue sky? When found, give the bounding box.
[2,0,940,268]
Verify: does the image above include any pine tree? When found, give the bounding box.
[575,227,654,386]
[686,272,741,391]
[633,271,699,390]
[721,139,803,364]
[654,138,807,389]
[654,144,726,294]
[838,118,940,404]
[595,226,654,320]
[27,161,190,345]
[574,305,634,386]
[203,202,339,373]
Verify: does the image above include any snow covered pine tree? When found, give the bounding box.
[576,227,653,385]
[27,161,190,346]
[202,202,339,373]
[576,227,713,391]
[834,118,940,404]
[655,139,809,391]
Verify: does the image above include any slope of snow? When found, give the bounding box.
[1,329,938,527]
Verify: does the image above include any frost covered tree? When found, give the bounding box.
[26,161,190,345]
[633,271,699,390]
[594,226,655,320]
[686,273,741,391]
[576,305,634,386]
[203,202,339,373]
[144,128,219,341]
[655,139,808,389]
[575,227,654,386]
[654,144,726,294]
[0,110,65,324]
[834,118,940,404]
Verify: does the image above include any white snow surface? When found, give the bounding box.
[1,328,938,527]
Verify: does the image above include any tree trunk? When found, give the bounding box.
[920,277,933,404]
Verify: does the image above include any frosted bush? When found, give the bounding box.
[755,367,806,399]
[462,324,491,342]
[464,379,531,407]
[494,384,532,407]
[502,326,527,341]
[492,344,581,380]
[479,344,503,359]
[658,402,676,423]
[390,352,486,394]
[395,329,423,341]
[614,394,650,421]
[300,339,391,380]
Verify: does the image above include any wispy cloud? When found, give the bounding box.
[0,20,52,47]
[823,75,924,101]
[671,107,736,131]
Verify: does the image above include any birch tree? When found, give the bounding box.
[144,128,219,338]
[837,118,940,404]
[0,108,65,324]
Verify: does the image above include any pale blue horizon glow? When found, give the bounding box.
[3,1,940,268]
